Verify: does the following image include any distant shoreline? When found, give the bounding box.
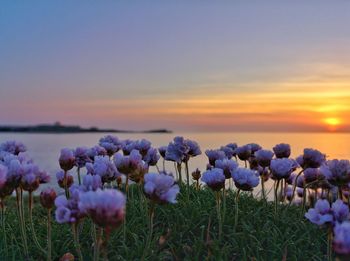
[0,124,172,134]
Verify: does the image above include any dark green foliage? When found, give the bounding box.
[0,186,326,260]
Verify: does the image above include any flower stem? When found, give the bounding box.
[327,227,332,261]
[93,227,103,261]
[177,163,182,183]
[185,161,190,200]
[261,175,266,201]
[29,191,46,255]
[289,169,304,206]
[234,189,241,232]
[72,223,83,261]
[1,200,8,256]
[77,167,81,185]
[142,202,155,259]
[64,170,70,199]
[216,191,222,241]
[15,188,29,259]
[47,209,52,261]
[274,180,281,215]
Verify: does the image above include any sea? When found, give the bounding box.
[1,132,349,194]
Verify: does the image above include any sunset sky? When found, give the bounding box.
[1,1,350,132]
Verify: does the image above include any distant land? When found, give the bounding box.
[0,122,172,134]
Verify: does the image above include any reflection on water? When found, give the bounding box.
[0,132,349,193]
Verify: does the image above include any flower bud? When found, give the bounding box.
[40,188,57,209]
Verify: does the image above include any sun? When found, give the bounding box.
[323,117,342,131]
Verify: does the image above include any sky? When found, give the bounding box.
[1,1,350,132]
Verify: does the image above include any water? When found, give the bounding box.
[1,132,350,193]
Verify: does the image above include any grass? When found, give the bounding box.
[0,185,327,260]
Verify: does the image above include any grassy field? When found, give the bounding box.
[0,185,327,260]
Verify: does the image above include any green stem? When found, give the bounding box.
[64,170,69,199]
[142,202,155,259]
[289,169,304,206]
[29,192,46,255]
[185,161,190,200]
[261,175,266,201]
[216,191,222,241]
[234,189,241,232]
[327,227,332,261]
[177,163,182,183]
[1,200,8,257]
[16,188,29,259]
[274,180,281,215]
[47,209,52,261]
[77,167,81,185]
[72,223,83,261]
[94,227,103,261]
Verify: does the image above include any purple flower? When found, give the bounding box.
[86,156,119,184]
[121,139,135,155]
[248,143,262,154]
[320,159,350,187]
[144,148,160,166]
[158,146,167,158]
[285,186,293,201]
[56,170,74,189]
[333,221,350,255]
[134,139,152,157]
[144,173,180,204]
[273,143,291,158]
[21,173,40,192]
[0,165,7,189]
[235,145,252,161]
[205,149,226,166]
[220,146,234,159]
[78,189,126,228]
[82,174,102,191]
[86,145,107,161]
[225,143,238,153]
[300,148,326,169]
[214,159,238,179]
[0,140,26,155]
[332,199,349,223]
[165,137,189,163]
[231,168,259,191]
[59,148,76,171]
[184,139,201,158]
[40,188,57,209]
[201,168,225,191]
[305,199,333,226]
[55,187,84,224]
[114,150,148,183]
[254,149,274,167]
[270,158,294,180]
[99,135,122,156]
[74,147,91,168]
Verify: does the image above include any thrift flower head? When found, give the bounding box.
[74,147,91,168]
[215,159,238,179]
[86,156,119,183]
[158,146,167,158]
[270,158,294,180]
[40,187,57,209]
[133,139,152,157]
[305,199,333,226]
[144,148,160,166]
[165,137,189,163]
[205,149,226,166]
[254,149,274,167]
[301,148,326,169]
[86,145,107,161]
[303,168,322,185]
[220,146,234,159]
[144,173,180,204]
[55,187,84,224]
[82,174,102,191]
[78,189,126,228]
[59,148,76,171]
[56,171,74,189]
[273,143,291,158]
[201,168,225,191]
[332,199,350,223]
[320,159,350,187]
[99,135,122,156]
[231,168,259,191]
[0,140,26,155]
[184,139,202,159]
[21,173,40,192]
[235,145,252,161]
[192,168,201,180]
[333,221,350,255]
[225,143,238,153]
[248,143,262,154]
